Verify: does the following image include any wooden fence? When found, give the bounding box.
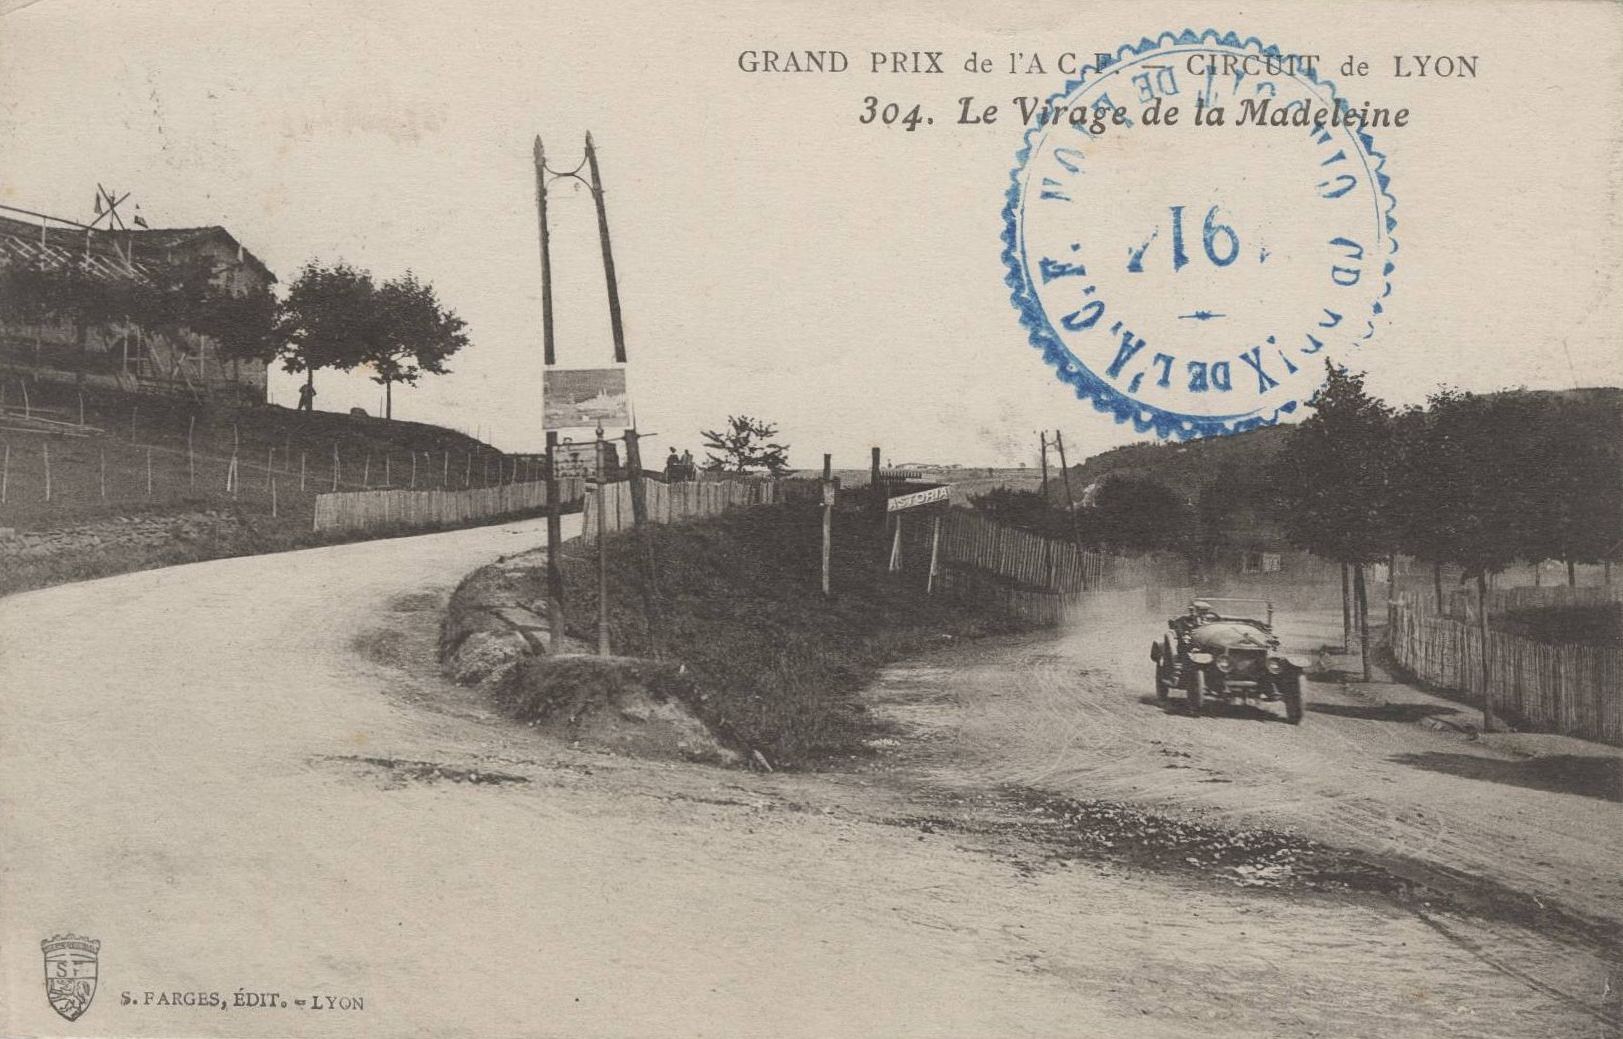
[935,509,1161,593]
[1388,596,1622,745]
[579,478,778,541]
[312,478,584,534]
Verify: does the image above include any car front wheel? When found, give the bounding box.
[1281,677,1304,724]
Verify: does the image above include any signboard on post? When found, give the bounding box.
[886,485,950,511]
[544,368,630,430]
[821,481,837,507]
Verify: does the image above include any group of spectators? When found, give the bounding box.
[664,447,698,482]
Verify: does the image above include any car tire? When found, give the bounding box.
[1282,678,1303,725]
[1154,639,1172,701]
[1187,669,1204,717]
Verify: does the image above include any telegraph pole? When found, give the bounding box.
[1054,429,1087,589]
[1038,431,1050,497]
[584,133,627,364]
[535,135,565,653]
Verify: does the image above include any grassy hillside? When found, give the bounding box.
[0,377,518,533]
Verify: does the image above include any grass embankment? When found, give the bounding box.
[0,379,518,533]
[552,503,1037,769]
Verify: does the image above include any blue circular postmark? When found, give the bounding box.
[1003,29,1397,439]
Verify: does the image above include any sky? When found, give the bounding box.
[2,0,1620,467]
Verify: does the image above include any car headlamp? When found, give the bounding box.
[1214,657,1233,673]
[1266,658,1284,674]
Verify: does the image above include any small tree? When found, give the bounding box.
[700,415,790,475]
[363,272,468,420]
[1271,363,1398,679]
[280,261,376,401]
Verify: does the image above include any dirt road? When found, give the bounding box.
[3,529,1618,1037]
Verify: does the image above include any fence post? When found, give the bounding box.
[927,512,942,594]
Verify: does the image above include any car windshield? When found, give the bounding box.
[1190,600,1271,626]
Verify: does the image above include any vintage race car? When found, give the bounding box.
[1149,598,1305,723]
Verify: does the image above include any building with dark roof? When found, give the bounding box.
[0,206,276,400]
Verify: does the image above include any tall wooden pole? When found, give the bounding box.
[821,453,833,596]
[1038,431,1049,497]
[583,133,627,364]
[927,512,942,594]
[871,446,883,522]
[595,428,610,657]
[1053,430,1087,588]
[536,136,566,655]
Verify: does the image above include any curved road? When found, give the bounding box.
[3,526,1618,1037]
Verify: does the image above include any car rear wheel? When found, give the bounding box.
[1187,669,1204,716]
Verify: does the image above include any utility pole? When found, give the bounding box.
[596,425,610,656]
[535,135,566,654]
[1053,429,1087,588]
[1038,431,1049,497]
[870,446,883,523]
[821,453,834,596]
[583,133,627,364]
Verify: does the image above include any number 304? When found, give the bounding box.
[860,97,925,132]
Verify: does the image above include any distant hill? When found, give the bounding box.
[1057,386,1623,499]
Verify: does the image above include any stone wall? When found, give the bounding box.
[0,511,242,562]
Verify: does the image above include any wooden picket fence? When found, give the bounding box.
[935,509,1160,593]
[1388,596,1623,745]
[312,478,584,534]
[579,478,778,541]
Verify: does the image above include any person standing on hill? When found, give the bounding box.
[297,381,317,413]
[680,449,696,481]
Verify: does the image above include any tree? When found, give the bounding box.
[969,487,1070,540]
[1085,474,1194,554]
[279,261,378,402]
[279,263,466,419]
[363,272,468,420]
[0,261,142,388]
[700,415,790,475]
[1520,394,1623,586]
[1271,363,1398,679]
[192,278,282,368]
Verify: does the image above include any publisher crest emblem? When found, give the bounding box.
[41,934,100,1021]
